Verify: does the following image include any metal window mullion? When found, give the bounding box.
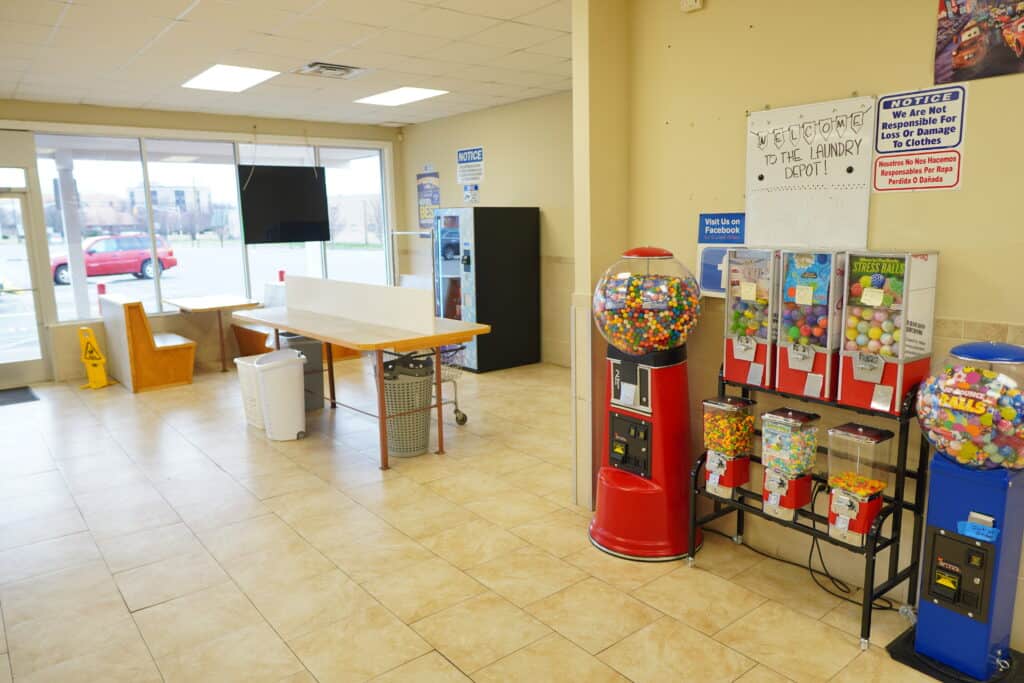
[378,150,395,286]
[138,139,163,312]
[234,142,252,299]
[315,145,327,279]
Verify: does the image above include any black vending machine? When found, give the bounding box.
[434,206,540,372]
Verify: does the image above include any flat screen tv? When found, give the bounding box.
[238,165,329,244]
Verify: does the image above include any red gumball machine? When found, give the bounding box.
[590,247,702,560]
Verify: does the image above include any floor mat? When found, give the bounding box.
[0,386,38,407]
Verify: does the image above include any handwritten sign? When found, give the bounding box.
[746,96,874,249]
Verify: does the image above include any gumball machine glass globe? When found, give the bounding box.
[592,247,701,356]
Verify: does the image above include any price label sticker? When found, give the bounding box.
[795,285,814,306]
[708,473,721,488]
[834,515,850,530]
[861,287,884,306]
[619,382,636,406]
[767,493,781,507]
[740,281,757,302]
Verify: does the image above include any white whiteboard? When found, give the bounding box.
[285,276,435,334]
[745,96,874,248]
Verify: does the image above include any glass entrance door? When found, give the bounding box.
[0,194,47,387]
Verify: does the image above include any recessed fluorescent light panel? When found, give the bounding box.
[182,64,279,93]
[355,87,448,106]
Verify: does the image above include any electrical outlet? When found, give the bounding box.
[680,0,703,11]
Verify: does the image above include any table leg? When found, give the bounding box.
[217,310,227,372]
[326,343,336,409]
[434,346,445,455]
[375,349,389,470]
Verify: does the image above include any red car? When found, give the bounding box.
[51,234,177,285]
[1004,16,1024,57]
[952,22,989,72]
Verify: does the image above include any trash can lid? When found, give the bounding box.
[254,349,304,368]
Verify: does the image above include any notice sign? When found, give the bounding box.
[874,85,966,192]
[456,146,484,184]
[696,212,745,298]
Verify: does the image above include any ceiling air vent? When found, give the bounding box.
[296,62,366,79]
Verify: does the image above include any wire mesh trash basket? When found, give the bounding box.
[382,353,434,458]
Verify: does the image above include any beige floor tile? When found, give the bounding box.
[114,550,228,611]
[633,566,766,635]
[321,528,435,583]
[0,532,100,585]
[240,469,327,500]
[290,506,394,550]
[364,557,486,623]
[424,471,516,504]
[475,632,626,683]
[733,558,842,619]
[501,462,572,496]
[562,545,680,592]
[82,498,182,540]
[173,491,270,532]
[289,603,431,682]
[156,622,304,683]
[464,489,561,528]
[377,495,475,539]
[526,577,660,653]
[384,454,464,484]
[715,601,861,682]
[821,600,914,647]
[97,522,204,573]
[246,569,378,641]
[468,546,586,607]
[691,532,764,579]
[264,487,356,523]
[133,581,264,658]
[831,647,932,683]
[0,506,86,551]
[278,672,318,683]
[0,561,124,628]
[196,513,301,562]
[600,616,754,682]
[0,655,8,683]
[7,613,142,679]
[223,538,335,594]
[346,477,437,512]
[735,665,793,682]
[419,518,526,569]
[510,509,592,558]
[462,449,545,476]
[17,630,160,683]
[412,592,550,673]
[370,651,469,682]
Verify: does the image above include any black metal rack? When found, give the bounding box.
[688,371,930,648]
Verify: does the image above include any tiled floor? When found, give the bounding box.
[0,360,930,682]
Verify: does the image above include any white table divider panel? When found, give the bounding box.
[285,275,435,334]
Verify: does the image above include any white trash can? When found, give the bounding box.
[254,349,307,441]
[234,354,265,429]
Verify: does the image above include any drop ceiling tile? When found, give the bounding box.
[528,59,571,77]
[49,26,160,53]
[464,21,563,50]
[487,50,566,70]
[414,75,494,93]
[310,0,428,27]
[387,58,464,76]
[274,16,380,47]
[0,0,67,27]
[141,21,255,56]
[176,0,296,34]
[58,4,174,33]
[438,0,553,20]
[524,33,570,58]
[517,1,570,31]
[355,30,453,57]
[393,7,500,39]
[245,33,341,60]
[420,40,511,64]
[0,22,55,46]
[228,50,311,73]
[323,47,409,70]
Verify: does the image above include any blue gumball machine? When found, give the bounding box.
[912,342,1024,681]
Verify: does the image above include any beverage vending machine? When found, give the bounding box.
[590,247,702,560]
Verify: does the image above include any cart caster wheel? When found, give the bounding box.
[454,410,468,426]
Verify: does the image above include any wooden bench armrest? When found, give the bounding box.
[153,333,195,349]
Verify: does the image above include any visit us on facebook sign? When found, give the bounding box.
[696,212,745,298]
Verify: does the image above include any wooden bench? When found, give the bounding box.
[100,295,196,393]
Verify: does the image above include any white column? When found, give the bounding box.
[55,149,90,319]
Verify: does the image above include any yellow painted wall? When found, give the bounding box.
[618,0,1024,631]
[398,92,574,366]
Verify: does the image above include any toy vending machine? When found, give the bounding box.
[838,251,937,414]
[703,397,756,499]
[724,249,779,389]
[776,251,845,400]
[826,424,893,546]
[590,247,702,560]
[914,343,1024,681]
[761,408,820,521]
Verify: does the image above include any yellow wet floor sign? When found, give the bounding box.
[79,326,114,389]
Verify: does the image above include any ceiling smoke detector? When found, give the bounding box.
[296,62,366,79]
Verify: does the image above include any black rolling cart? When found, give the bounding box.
[688,370,930,649]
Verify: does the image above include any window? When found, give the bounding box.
[143,139,245,306]
[36,134,158,319]
[237,143,323,293]
[319,147,389,285]
[0,167,27,189]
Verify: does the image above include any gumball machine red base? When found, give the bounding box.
[589,247,702,561]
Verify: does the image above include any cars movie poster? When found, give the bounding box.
[936,0,1024,83]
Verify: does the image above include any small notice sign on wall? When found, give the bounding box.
[456,146,484,184]
[873,85,966,192]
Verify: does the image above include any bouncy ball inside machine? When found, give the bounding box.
[590,247,701,560]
